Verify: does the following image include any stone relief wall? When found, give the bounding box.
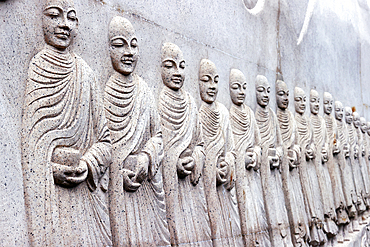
[2,0,370,246]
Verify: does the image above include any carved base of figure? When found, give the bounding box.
[323,217,338,238]
[353,216,361,232]
[343,224,351,241]
[308,221,327,246]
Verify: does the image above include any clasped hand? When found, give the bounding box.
[245,151,257,170]
[122,153,149,192]
[177,156,195,178]
[53,160,88,187]
[216,161,229,186]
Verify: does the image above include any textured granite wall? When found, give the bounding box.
[1,0,370,245]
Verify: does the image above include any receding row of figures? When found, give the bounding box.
[21,1,370,247]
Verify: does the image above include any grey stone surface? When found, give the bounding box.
[1,0,370,246]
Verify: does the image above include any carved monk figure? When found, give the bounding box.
[334,101,356,240]
[198,59,242,246]
[345,106,365,230]
[229,69,271,247]
[353,113,370,214]
[104,17,170,246]
[309,89,338,239]
[22,0,112,245]
[158,43,212,246]
[294,87,326,246]
[359,116,370,212]
[275,80,309,247]
[322,93,349,243]
[254,75,293,247]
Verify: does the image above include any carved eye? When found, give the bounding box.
[214,76,219,83]
[131,39,138,48]
[267,87,270,93]
[243,83,247,89]
[111,39,124,47]
[67,11,77,21]
[44,8,60,18]
[163,61,173,68]
[200,76,210,82]
[286,92,289,97]
[257,87,264,92]
[278,91,284,96]
[179,61,185,69]
[231,84,239,90]
[294,97,300,101]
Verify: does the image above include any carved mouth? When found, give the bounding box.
[121,59,134,65]
[55,32,70,39]
[171,77,183,84]
[207,91,216,97]
[237,96,245,101]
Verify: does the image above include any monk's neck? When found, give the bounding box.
[203,101,217,111]
[256,104,268,113]
[45,44,69,55]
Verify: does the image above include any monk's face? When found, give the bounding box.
[345,108,353,124]
[367,122,370,135]
[360,118,367,133]
[161,43,185,91]
[276,81,289,110]
[255,77,270,108]
[310,90,320,115]
[199,60,219,104]
[109,18,138,76]
[42,0,78,50]
[353,112,360,128]
[230,81,246,106]
[323,93,333,115]
[335,102,343,121]
[294,89,306,114]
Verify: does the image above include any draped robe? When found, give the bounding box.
[230,104,271,247]
[347,122,367,214]
[295,113,327,245]
[158,87,212,246]
[323,114,349,225]
[22,46,112,246]
[310,114,338,237]
[255,106,293,247]
[199,102,242,247]
[336,118,357,217]
[277,108,309,247]
[105,72,170,247]
[356,127,370,207]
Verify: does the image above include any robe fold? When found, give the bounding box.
[336,118,357,217]
[356,127,370,207]
[323,114,350,226]
[199,102,242,247]
[295,113,327,246]
[230,104,271,247]
[347,122,367,214]
[105,72,170,247]
[255,107,293,247]
[277,108,309,247]
[158,87,212,246]
[22,46,112,247]
[310,114,338,237]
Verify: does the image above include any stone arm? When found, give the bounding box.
[190,118,205,185]
[224,117,236,190]
[142,99,164,181]
[290,112,301,166]
[273,112,284,166]
[84,77,112,192]
[252,114,262,171]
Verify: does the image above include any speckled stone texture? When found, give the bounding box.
[2,0,370,246]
